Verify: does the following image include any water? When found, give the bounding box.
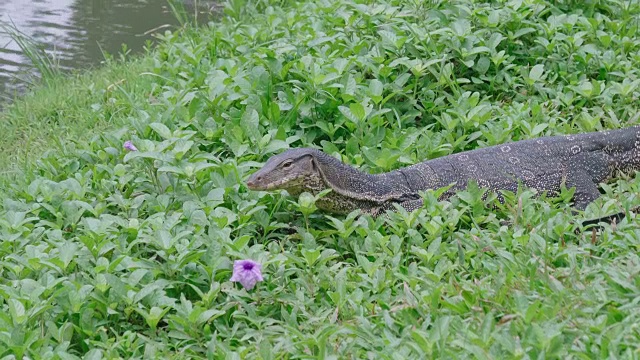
[0,0,214,103]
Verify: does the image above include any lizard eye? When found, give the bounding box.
[282,160,293,169]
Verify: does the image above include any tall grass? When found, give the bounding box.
[166,0,219,27]
[166,0,193,27]
[0,19,60,84]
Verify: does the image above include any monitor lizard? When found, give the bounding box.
[247,126,640,222]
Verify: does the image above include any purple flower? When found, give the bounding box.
[230,259,263,290]
[123,140,138,152]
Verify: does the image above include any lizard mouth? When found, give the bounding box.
[247,172,312,191]
[246,171,268,190]
[246,176,260,189]
[246,176,294,191]
[246,179,269,190]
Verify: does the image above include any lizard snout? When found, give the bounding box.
[246,173,263,189]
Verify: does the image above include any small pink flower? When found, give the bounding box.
[230,259,263,290]
[123,141,138,151]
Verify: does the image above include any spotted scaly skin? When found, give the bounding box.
[246,126,640,217]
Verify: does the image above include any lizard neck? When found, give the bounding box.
[277,168,383,215]
[312,150,411,201]
[279,149,414,214]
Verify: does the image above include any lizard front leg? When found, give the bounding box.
[564,169,604,211]
[377,198,425,215]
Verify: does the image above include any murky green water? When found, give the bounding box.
[0,0,213,103]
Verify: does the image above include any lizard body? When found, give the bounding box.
[247,126,640,217]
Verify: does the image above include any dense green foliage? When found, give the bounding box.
[2,0,640,358]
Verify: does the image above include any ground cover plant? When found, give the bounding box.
[1,0,640,358]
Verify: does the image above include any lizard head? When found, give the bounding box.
[246,148,324,192]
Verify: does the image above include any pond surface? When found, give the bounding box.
[0,0,213,103]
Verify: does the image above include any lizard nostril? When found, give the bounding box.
[248,175,262,187]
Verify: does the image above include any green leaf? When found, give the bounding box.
[349,103,366,122]
[529,64,544,82]
[197,309,225,325]
[344,75,356,97]
[369,79,383,97]
[232,235,251,250]
[241,109,261,141]
[8,299,26,324]
[142,306,171,330]
[58,242,78,270]
[149,122,173,139]
[302,248,321,266]
[339,105,359,124]
[531,123,548,136]
[157,165,186,175]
